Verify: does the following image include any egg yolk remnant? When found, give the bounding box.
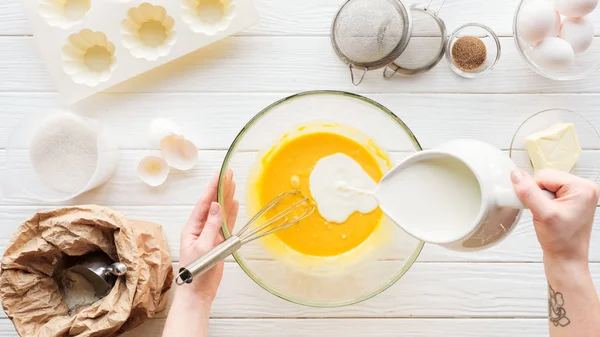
[256,131,384,257]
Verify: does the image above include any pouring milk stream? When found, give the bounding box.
[310,139,554,252]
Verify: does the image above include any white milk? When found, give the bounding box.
[374,156,482,243]
[309,153,379,223]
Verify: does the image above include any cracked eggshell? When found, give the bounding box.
[554,0,599,17]
[149,118,183,148]
[181,0,236,35]
[560,17,594,53]
[62,29,117,86]
[161,135,199,171]
[39,0,91,29]
[121,3,177,61]
[138,156,170,186]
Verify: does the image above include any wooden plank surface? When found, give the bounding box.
[2,93,600,151]
[1,0,600,336]
[3,37,600,93]
[0,0,521,37]
[149,262,600,318]
[2,149,600,206]
[125,318,552,337]
[0,262,599,319]
[0,318,552,337]
[1,206,599,263]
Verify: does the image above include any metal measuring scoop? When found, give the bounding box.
[68,252,127,298]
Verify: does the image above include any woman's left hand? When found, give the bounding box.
[176,170,239,304]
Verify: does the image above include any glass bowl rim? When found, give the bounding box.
[508,108,600,183]
[512,0,600,81]
[445,22,501,79]
[217,90,425,308]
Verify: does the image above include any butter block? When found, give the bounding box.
[525,123,582,172]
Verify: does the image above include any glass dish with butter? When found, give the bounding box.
[509,109,600,182]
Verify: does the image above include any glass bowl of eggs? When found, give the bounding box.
[218,91,424,307]
[514,0,600,80]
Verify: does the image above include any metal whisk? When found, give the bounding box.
[176,190,315,285]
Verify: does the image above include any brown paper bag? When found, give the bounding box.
[0,205,174,337]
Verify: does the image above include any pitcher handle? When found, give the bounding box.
[495,187,556,209]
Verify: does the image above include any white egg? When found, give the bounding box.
[518,1,562,45]
[149,118,182,148]
[560,17,594,53]
[554,0,598,17]
[532,37,575,70]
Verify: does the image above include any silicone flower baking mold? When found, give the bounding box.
[181,0,236,35]
[39,0,91,29]
[62,29,117,87]
[121,3,177,61]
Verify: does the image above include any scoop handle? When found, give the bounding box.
[106,262,127,276]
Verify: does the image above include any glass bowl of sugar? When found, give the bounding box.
[2,112,119,202]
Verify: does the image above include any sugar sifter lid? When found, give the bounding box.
[331,0,413,85]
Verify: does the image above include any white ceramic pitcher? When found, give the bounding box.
[376,139,541,252]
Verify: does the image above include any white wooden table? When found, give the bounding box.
[1,0,600,336]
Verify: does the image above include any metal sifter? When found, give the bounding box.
[331,0,412,85]
[384,0,448,78]
[331,0,450,84]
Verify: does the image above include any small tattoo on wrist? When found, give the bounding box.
[548,283,571,327]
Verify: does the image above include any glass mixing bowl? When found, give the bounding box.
[218,91,424,307]
[513,0,600,80]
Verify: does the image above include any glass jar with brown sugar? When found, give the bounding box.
[445,23,501,79]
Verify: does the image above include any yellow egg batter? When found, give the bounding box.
[253,129,386,257]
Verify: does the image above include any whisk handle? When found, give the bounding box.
[176,236,242,285]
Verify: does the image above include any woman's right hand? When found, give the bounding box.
[511,169,598,266]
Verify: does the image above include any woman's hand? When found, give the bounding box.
[177,170,239,304]
[512,169,600,336]
[511,169,598,266]
[163,170,239,337]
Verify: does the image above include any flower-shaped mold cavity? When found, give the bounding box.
[39,0,91,29]
[181,0,236,35]
[62,30,117,87]
[121,3,177,61]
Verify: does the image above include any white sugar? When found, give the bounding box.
[29,113,98,194]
